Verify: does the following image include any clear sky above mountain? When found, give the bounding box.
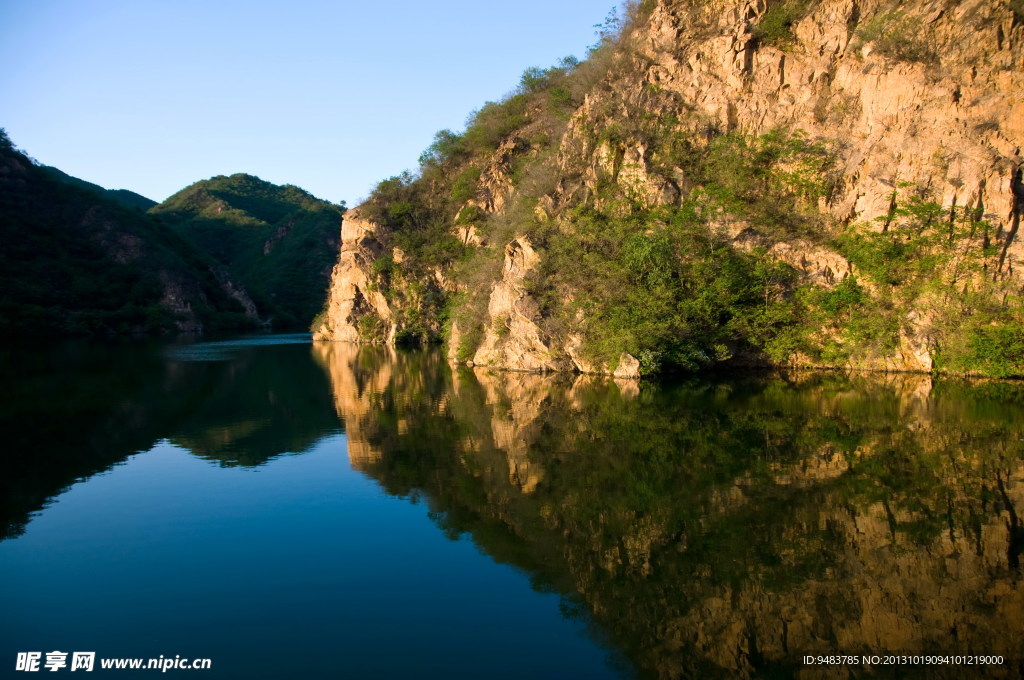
[0,0,614,205]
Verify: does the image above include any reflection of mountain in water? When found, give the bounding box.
[0,338,339,540]
[314,342,1024,679]
[168,343,340,466]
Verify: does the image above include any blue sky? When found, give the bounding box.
[0,0,615,205]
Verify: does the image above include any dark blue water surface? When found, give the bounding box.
[0,336,616,679]
[2,336,1023,678]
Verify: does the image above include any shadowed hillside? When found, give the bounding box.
[0,130,259,337]
[39,164,157,212]
[152,173,344,327]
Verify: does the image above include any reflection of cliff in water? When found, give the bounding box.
[314,342,1024,679]
[0,339,339,541]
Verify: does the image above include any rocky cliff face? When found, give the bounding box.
[570,0,1023,228]
[316,0,1024,376]
[313,208,395,342]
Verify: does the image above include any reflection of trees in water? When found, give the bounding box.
[314,342,1024,679]
[0,340,339,540]
[169,345,339,466]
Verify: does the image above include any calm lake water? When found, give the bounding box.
[1,335,1022,678]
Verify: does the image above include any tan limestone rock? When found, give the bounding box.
[613,352,642,379]
[474,236,572,372]
[313,208,394,343]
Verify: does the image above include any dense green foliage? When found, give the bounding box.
[431,123,827,372]
[519,129,833,372]
[811,187,1024,376]
[530,203,802,373]
[753,0,811,47]
[0,130,254,337]
[152,174,344,327]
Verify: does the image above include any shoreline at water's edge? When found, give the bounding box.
[310,338,1024,383]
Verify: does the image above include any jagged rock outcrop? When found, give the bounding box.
[316,211,643,373]
[313,208,396,342]
[468,136,527,215]
[317,0,1024,376]
[460,235,643,375]
[563,0,1023,245]
[472,236,569,371]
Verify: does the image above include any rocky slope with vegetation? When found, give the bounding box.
[0,130,259,337]
[152,173,344,327]
[314,0,1024,378]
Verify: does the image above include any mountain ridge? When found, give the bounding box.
[151,173,344,327]
[39,164,158,212]
[0,129,259,337]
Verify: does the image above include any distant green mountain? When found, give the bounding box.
[0,130,259,337]
[40,164,157,211]
[151,173,344,327]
